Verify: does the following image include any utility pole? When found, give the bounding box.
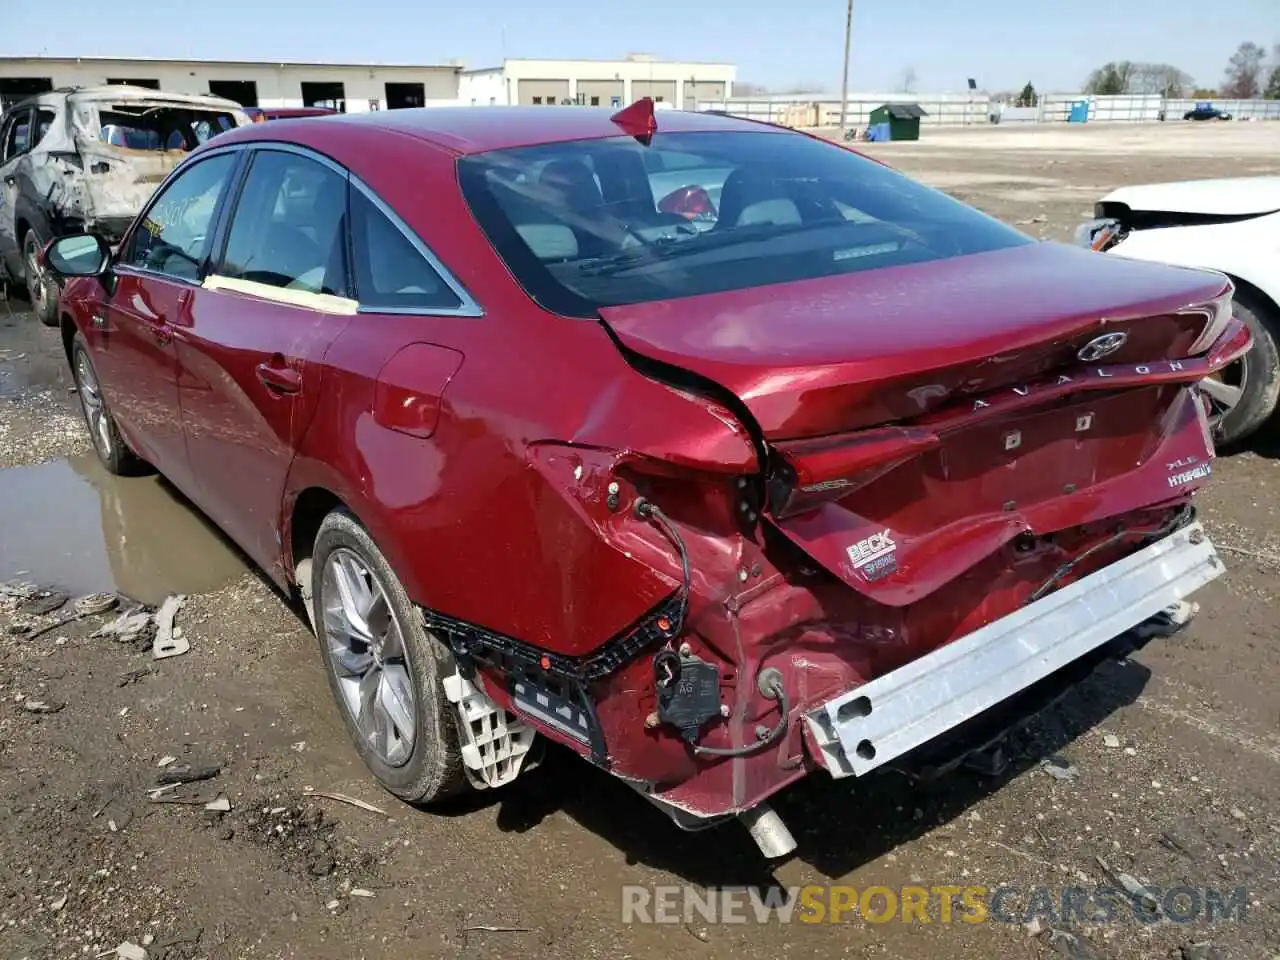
[838,0,853,138]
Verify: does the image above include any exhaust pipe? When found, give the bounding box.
[740,803,797,859]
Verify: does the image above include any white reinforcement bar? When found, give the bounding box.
[806,521,1224,777]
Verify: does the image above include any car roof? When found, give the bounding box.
[4,85,244,116]
[210,104,781,155]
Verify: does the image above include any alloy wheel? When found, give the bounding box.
[321,547,417,768]
[74,349,114,460]
[1200,356,1247,438]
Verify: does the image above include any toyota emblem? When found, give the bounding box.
[1077,331,1128,362]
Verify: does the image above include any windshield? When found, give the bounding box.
[457,130,1032,318]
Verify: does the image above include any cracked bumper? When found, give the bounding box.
[806,521,1223,778]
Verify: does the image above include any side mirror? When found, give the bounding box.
[43,233,112,278]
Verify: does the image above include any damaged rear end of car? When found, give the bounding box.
[447,122,1245,856]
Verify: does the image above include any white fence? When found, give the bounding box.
[1166,98,1280,120]
[701,91,1280,127]
[706,93,990,129]
[1039,93,1163,122]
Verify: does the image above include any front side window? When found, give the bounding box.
[1,109,31,161]
[457,130,1032,317]
[219,150,349,296]
[124,152,236,281]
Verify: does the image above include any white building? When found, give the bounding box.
[1,54,736,115]
[0,56,463,113]
[459,55,735,110]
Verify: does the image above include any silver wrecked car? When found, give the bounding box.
[0,84,250,324]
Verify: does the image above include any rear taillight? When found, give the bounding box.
[658,185,716,222]
[767,427,940,519]
[1186,284,1236,355]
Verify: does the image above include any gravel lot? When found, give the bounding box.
[1,121,1278,960]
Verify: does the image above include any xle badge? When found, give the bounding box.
[847,529,898,581]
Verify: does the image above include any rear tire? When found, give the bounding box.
[23,230,59,328]
[1207,288,1280,447]
[311,508,470,804]
[69,332,150,476]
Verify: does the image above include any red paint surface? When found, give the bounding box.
[372,343,464,440]
[56,110,1248,820]
[598,241,1226,438]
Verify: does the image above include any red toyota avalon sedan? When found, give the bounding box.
[42,102,1247,857]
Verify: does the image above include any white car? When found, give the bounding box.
[1076,177,1280,445]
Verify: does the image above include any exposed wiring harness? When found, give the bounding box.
[691,671,790,758]
[634,496,790,757]
[634,497,691,636]
[1025,504,1194,606]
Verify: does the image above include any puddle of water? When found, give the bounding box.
[0,452,248,604]
[0,347,71,399]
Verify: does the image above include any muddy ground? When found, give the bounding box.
[1,121,1278,960]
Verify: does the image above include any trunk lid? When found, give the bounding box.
[598,241,1230,440]
[600,241,1235,607]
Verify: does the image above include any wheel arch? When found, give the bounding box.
[1222,272,1280,326]
[287,485,349,581]
[60,311,78,362]
[284,484,350,633]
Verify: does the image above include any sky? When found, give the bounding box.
[1,0,1275,94]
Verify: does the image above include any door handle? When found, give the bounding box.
[256,360,302,394]
[2,175,14,186]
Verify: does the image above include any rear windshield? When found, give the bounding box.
[97,106,237,152]
[457,129,1032,317]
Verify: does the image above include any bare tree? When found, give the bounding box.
[897,66,918,94]
[1130,63,1192,97]
[1222,41,1265,99]
[1084,61,1136,94]
[733,81,770,96]
[1084,61,1191,97]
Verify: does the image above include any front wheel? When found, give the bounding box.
[311,509,470,804]
[69,333,149,475]
[23,231,59,328]
[1202,289,1280,447]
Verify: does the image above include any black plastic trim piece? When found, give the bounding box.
[423,592,685,683]
[422,593,684,766]
[1097,200,1278,231]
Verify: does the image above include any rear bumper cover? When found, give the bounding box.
[806,520,1223,778]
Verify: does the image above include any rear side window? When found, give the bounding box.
[98,106,240,152]
[34,109,55,147]
[457,130,1031,317]
[219,150,349,296]
[349,189,461,311]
